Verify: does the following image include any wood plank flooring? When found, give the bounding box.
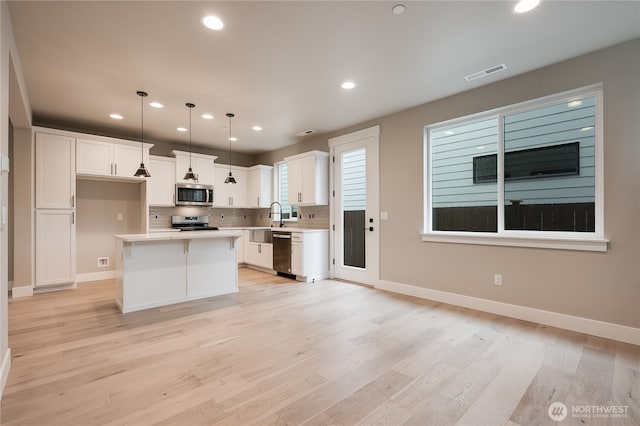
[1,269,638,425]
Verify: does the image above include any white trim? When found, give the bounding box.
[33,283,76,294]
[421,233,609,252]
[328,125,380,147]
[423,84,605,244]
[11,285,33,298]
[376,279,639,346]
[1,349,10,398]
[76,270,117,283]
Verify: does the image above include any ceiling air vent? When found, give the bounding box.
[464,63,507,82]
[296,129,315,137]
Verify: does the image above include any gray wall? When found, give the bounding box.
[76,180,142,275]
[260,39,640,329]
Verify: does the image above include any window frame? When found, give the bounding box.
[423,84,607,252]
[273,160,298,222]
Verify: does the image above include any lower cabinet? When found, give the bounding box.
[290,231,329,282]
[35,209,76,287]
[245,241,273,270]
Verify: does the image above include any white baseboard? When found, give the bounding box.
[1,349,11,399]
[76,270,117,283]
[376,280,640,346]
[11,286,33,298]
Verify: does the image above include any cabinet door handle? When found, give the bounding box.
[72,212,75,225]
[114,163,118,176]
[71,195,75,208]
[110,163,114,175]
[257,197,260,206]
[258,244,261,253]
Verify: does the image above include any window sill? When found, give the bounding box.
[421,233,609,252]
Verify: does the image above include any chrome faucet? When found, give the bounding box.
[268,201,284,228]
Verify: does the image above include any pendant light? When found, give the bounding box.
[133,91,151,177]
[183,102,197,181]
[224,113,237,184]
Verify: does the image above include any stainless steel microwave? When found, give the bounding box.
[175,183,214,206]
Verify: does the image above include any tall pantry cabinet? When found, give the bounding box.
[35,133,76,288]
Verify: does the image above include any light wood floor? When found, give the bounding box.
[1,269,638,426]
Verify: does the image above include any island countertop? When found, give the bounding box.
[115,229,243,243]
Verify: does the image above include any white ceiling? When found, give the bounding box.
[8,1,640,154]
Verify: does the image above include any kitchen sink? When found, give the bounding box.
[250,229,272,243]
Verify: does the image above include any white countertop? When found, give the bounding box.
[116,229,243,243]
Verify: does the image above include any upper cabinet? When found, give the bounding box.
[76,138,151,179]
[36,133,76,209]
[172,150,217,185]
[148,156,176,206]
[214,165,247,208]
[247,165,273,208]
[285,151,329,206]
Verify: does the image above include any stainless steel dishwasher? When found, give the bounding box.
[272,231,292,275]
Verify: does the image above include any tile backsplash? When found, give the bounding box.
[149,204,330,230]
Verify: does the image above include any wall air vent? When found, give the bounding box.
[464,63,507,82]
[296,129,315,137]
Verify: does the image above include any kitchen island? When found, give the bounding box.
[114,230,243,313]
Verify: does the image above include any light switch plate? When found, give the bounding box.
[380,211,389,220]
[1,155,10,173]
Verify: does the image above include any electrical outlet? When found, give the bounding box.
[97,257,110,268]
[494,274,503,286]
[117,212,124,221]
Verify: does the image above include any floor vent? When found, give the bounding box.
[464,63,507,81]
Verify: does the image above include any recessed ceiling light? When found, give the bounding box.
[252,126,263,131]
[568,100,583,108]
[177,127,188,132]
[392,4,405,15]
[149,102,163,108]
[513,0,541,14]
[341,81,356,90]
[203,15,224,30]
[228,137,238,142]
[201,114,214,120]
[109,113,123,120]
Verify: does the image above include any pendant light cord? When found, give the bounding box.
[228,115,232,173]
[189,106,193,169]
[140,93,144,162]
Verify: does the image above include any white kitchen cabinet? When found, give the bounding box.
[214,165,247,207]
[36,133,75,209]
[245,241,272,270]
[290,231,329,282]
[247,165,273,208]
[35,210,76,287]
[35,132,76,289]
[172,151,216,185]
[148,156,176,206]
[291,235,303,276]
[285,151,329,205]
[76,138,150,179]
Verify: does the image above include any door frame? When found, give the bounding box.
[328,125,380,284]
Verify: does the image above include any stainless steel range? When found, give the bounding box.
[171,215,219,232]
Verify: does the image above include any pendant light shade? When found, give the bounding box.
[225,113,237,184]
[133,90,151,177]
[183,102,197,181]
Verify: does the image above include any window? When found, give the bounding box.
[424,86,606,251]
[274,161,298,221]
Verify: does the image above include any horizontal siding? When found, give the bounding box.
[504,97,595,205]
[430,97,596,208]
[342,149,366,211]
[431,117,498,208]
